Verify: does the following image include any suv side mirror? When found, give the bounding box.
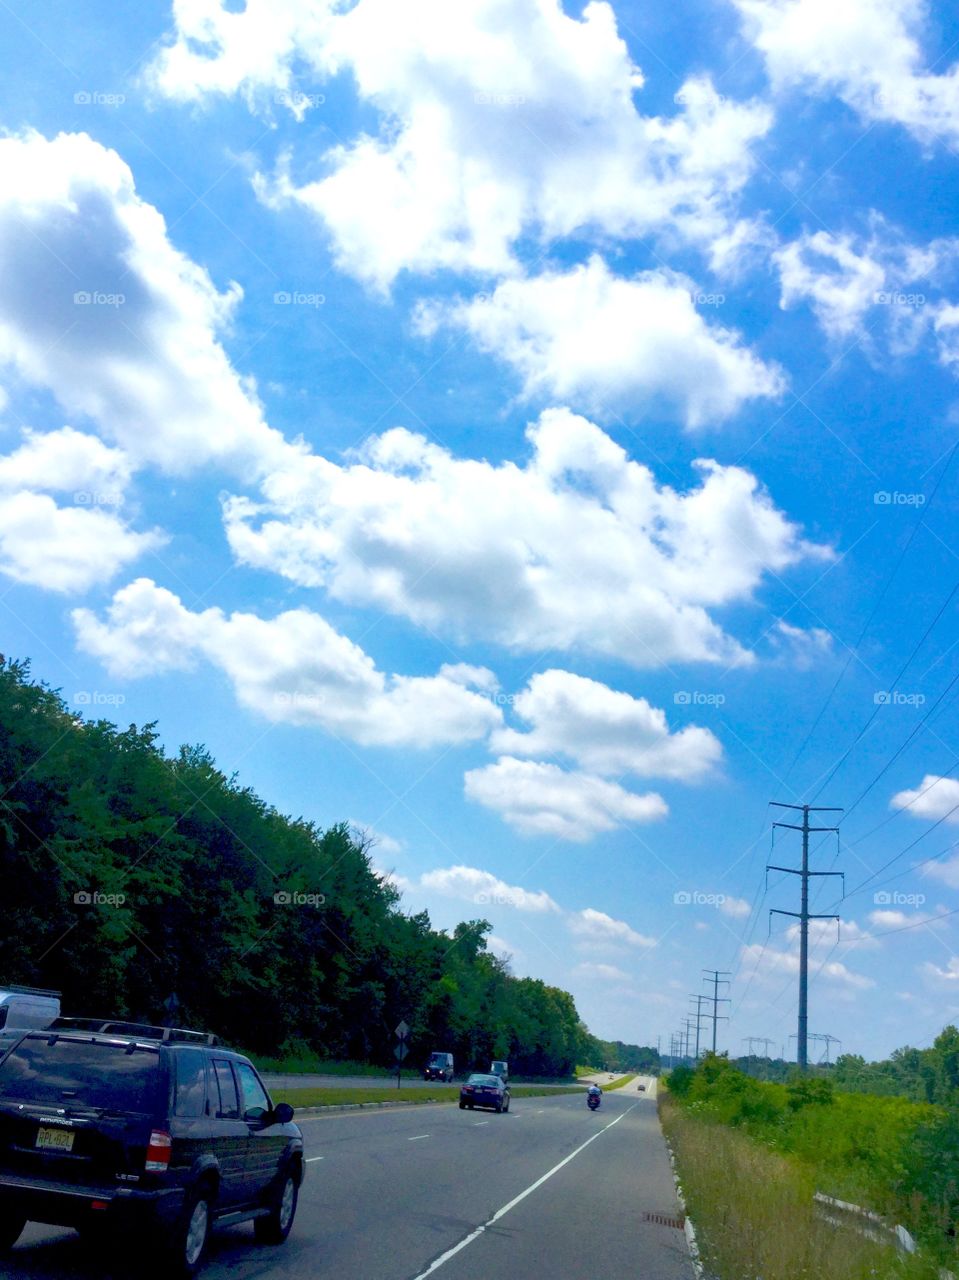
[273,1102,295,1124]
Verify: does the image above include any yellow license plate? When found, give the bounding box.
[36,1127,75,1152]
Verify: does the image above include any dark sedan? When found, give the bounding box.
[459,1073,510,1113]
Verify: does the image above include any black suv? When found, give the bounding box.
[0,1019,304,1276]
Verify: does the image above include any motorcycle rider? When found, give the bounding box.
[587,1082,602,1106]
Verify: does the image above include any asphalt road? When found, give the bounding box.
[7,1077,692,1280]
[258,1071,626,1091]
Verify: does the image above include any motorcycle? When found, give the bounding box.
[587,1092,601,1111]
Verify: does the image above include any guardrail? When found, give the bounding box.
[813,1193,916,1253]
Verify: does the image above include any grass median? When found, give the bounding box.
[273,1083,587,1108]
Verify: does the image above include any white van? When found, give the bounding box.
[0,986,61,1054]
[490,1060,509,1083]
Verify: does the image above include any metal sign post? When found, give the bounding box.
[394,1020,410,1090]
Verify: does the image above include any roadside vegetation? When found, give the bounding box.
[663,1055,959,1274]
[0,657,660,1079]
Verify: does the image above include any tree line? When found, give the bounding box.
[0,658,660,1077]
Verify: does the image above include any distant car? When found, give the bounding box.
[638,1083,646,1091]
[489,1059,509,1083]
[459,1073,510,1113]
[0,1019,304,1277]
[424,1052,454,1082]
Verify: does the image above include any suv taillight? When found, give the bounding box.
[145,1130,172,1172]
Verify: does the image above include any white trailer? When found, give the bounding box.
[0,985,61,1054]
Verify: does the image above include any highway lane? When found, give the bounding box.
[7,1077,691,1280]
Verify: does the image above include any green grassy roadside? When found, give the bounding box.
[660,1093,939,1280]
[273,1083,587,1108]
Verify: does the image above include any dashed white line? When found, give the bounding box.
[472,1121,489,1126]
[412,1105,638,1279]
[305,1156,325,1163]
[408,1134,430,1141]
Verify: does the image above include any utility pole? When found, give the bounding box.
[769,803,843,1072]
[689,994,709,1061]
[702,969,731,1053]
[682,1018,694,1062]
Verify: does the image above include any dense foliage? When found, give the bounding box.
[0,658,601,1076]
[580,1038,660,1074]
[667,1055,959,1260]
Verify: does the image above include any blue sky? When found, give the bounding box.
[2,0,959,1061]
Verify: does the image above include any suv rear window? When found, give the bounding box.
[0,1037,162,1112]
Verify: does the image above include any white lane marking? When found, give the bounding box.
[305,1156,325,1163]
[412,1105,638,1279]
[472,1121,489,1127]
[408,1134,430,1141]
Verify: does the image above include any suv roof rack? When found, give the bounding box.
[48,1017,222,1046]
[3,985,61,999]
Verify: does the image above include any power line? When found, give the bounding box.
[784,442,957,788]
[811,573,959,803]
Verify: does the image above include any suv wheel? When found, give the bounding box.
[255,1170,298,1246]
[164,1188,211,1278]
[0,1210,25,1252]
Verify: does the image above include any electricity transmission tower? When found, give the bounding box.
[689,994,710,1061]
[769,803,843,1070]
[702,969,731,1052]
[743,1037,777,1078]
[812,1032,841,1064]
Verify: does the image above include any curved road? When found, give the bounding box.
[9,1076,692,1280]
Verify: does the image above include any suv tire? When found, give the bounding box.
[255,1170,298,1245]
[164,1187,212,1278]
[0,1210,25,1252]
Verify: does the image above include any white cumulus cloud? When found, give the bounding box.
[153,0,772,287]
[416,258,784,429]
[0,130,291,475]
[72,578,502,748]
[225,407,824,669]
[568,907,657,948]
[464,756,667,841]
[732,0,959,145]
[891,775,959,823]
[419,865,560,913]
[491,669,721,781]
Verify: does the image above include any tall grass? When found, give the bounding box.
[660,1095,939,1280]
